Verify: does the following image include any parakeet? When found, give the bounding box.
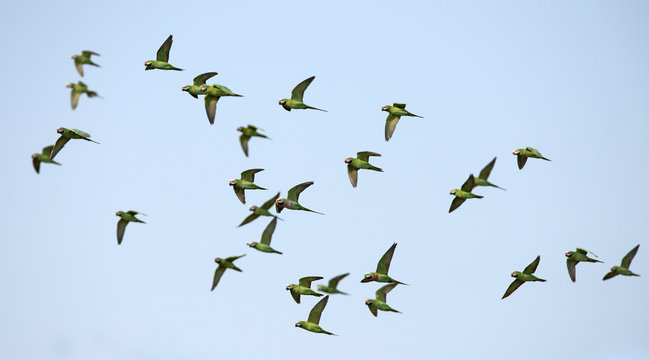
[502,256,546,299]
[295,295,336,335]
[247,217,282,255]
[449,174,484,213]
[211,254,246,291]
[50,127,99,160]
[115,210,146,245]
[382,103,423,141]
[275,181,323,215]
[345,151,383,188]
[317,273,350,295]
[229,168,267,204]
[237,125,269,157]
[361,242,407,285]
[182,72,218,98]
[365,283,401,317]
[278,76,326,112]
[603,244,641,280]
[238,192,282,227]
[32,145,61,174]
[286,276,323,304]
[71,50,100,77]
[512,147,551,170]
[565,248,603,282]
[472,157,505,190]
[144,35,183,71]
[66,81,100,110]
[198,83,243,125]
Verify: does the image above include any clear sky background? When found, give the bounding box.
[1,1,648,359]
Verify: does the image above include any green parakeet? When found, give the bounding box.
[144,35,183,71]
[449,174,484,213]
[345,151,383,188]
[275,181,324,215]
[603,244,641,280]
[512,147,551,170]
[237,125,269,157]
[502,256,546,299]
[278,76,326,112]
[565,248,602,282]
[472,157,505,190]
[286,276,323,304]
[247,217,282,255]
[32,145,61,174]
[317,273,350,295]
[211,254,246,291]
[66,81,100,110]
[198,83,243,125]
[115,210,147,245]
[71,50,100,77]
[361,242,407,285]
[229,168,267,204]
[295,295,336,335]
[365,283,401,317]
[50,127,99,160]
[182,72,218,98]
[239,192,282,227]
[381,103,423,141]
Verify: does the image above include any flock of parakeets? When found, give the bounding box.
[30,34,642,336]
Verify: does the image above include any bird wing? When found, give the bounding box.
[32,157,41,174]
[287,181,314,202]
[241,168,264,182]
[356,151,381,162]
[376,282,398,303]
[156,35,173,62]
[81,50,100,57]
[392,103,406,108]
[291,76,315,101]
[502,279,524,299]
[460,174,475,192]
[50,136,70,160]
[234,187,246,204]
[260,217,277,245]
[116,219,128,245]
[621,244,640,268]
[290,289,301,304]
[71,90,81,110]
[327,273,349,288]
[576,248,598,257]
[238,213,259,227]
[566,259,577,283]
[70,128,92,138]
[602,271,618,281]
[225,254,246,262]
[261,192,281,210]
[384,113,400,141]
[523,256,541,274]
[347,165,358,188]
[307,295,329,325]
[204,95,220,125]
[75,61,84,77]
[448,197,466,213]
[376,242,397,274]
[299,276,323,288]
[479,157,497,180]
[239,135,250,157]
[368,304,378,317]
[517,155,527,170]
[193,72,218,85]
[211,266,226,291]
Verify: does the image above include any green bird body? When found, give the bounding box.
[211,254,246,291]
[295,295,336,335]
[286,276,323,304]
[565,248,603,282]
[361,243,407,285]
[247,217,282,254]
[513,147,551,170]
[449,174,484,213]
[275,181,324,215]
[279,76,326,112]
[237,125,269,157]
[66,81,100,110]
[198,84,243,125]
[239,192,282,227]
[115,210,147,245]
[182,72,217,98]
[144,35,183,71]
[50,127,99,160]
[502,256,546,299]
[472,157,505,190]
[229,169,266,204]
[72,50,100,77]
[365,283,401,317]
[603,245,640,280]
[32,145,61,174]
[317,273,350,295]
[345,151,383,188]
[382,103,423,141]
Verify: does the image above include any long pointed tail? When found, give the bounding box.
[304,207,325,215]
[370,165,383,172]
[306,105,327,112]
[541,157,551,161]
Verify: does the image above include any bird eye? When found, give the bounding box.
[565,251,571,257]
[511,271,518,278]
[610,266,616,271]
[214,258,220,263]
[364,274,372,279]
[365,299,372,305]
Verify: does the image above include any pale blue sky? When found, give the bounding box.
[1,1,648,359]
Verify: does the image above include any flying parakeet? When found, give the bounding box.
[239,192,282,227]
[365,282,401,317]
[502,256,546,299]
[115,210,146,245]
[471,157,505,191]
[237,125,269,157]
[66,81,100,110]
[198,83,243,125]
[144,35,183,71]
[278,76,326,112]
[32,145,61,174]
[182,72,218,98]
[361,242,407,285]
[449,174,484,213]
[211,254,246,291]
[229,168,267,204]
[71,50,100,77]
[603,245,641,280]
[512,147,551,170]
[345,151,383,188]
[50,127,99,160]
[247,217,282,255]
[286,276,323,304]
[275,181,324,215]
[382,103,423,141]
[295,295,336,335]
[317,273,350,295]
[565,248,602,282]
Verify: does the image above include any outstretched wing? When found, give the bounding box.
[290,290,301,304]
[384,114,400,141]
[376,243,397,274]
[50,136,70,160]
[287,181,314,202]
[517,155,527,170]
[602,271,618,281]
[71,90,81,110]
[239,135,250,157]
[375,282,398,303]
[523,256,541,274]
[307,295,329,325]
[116,219,128,245]
[576,248,598,257]
[460,174,475,192]
[479,157,497,180]
[261,192,280,210]
[81,50,100,57]
[448,197,466,213]
[156,35,173,62]
[260,217,277,245]
[327,273,349,288]
[291,76,315,101]
[204,95,220,125]
[211,266,226,291]
[238,213,259,227]
[393,103,406,108]
[234,187,246,204]
[225,254,246,262]
[347,165,358,188]
[42,146,54,156]
[193,72,218,85]
[621,244,640,268]
[75,61,84,77]
[357,151,381,162]
[241,168,264,182]
[566,259,577,283]
[32,157,41,174]
[299,276,323,288]
[502,279,524,299]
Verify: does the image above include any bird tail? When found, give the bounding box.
[490,183,506,191]
[171,67,184,71]
[84,138,101,144]
[536,278,547,282]
[389,308,402,313]
[273,250,283,255]
[232,266,243,272]
[394,280,409,286]
[306,105,327,112]
[322,330,337,336]
[541,157,551,161]
[474,195,484,199]
[304,207,325,215]
[370,165,383,172]
[231,93,243,97]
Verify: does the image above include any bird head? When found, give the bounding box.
[31,153,38,159]
[295,321,302,328]
[610,266,617,271]
[316,285,323,291]
[381,105,389,111]
[247,242,257,248]
[144,61,152,67]
[365,299,373,306]
[278,99,286,105]
[565,251,572,257]
[344,158,352,164]
[214,257,221,263]
[56,127,65,134]
[276,199,285,206]
[449,189,456,195]
[512,149,520,155]
[71,55,78,60]
[181,85,190,92]
[285,284,293,291]
[249,205,257,211]
[65,83,73,88]
[199,85,207,92]
[236,126,243,132]
[511,271,519,278]
[361,273,373,283]
[115,211,122,216]
[229,180,237,186]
